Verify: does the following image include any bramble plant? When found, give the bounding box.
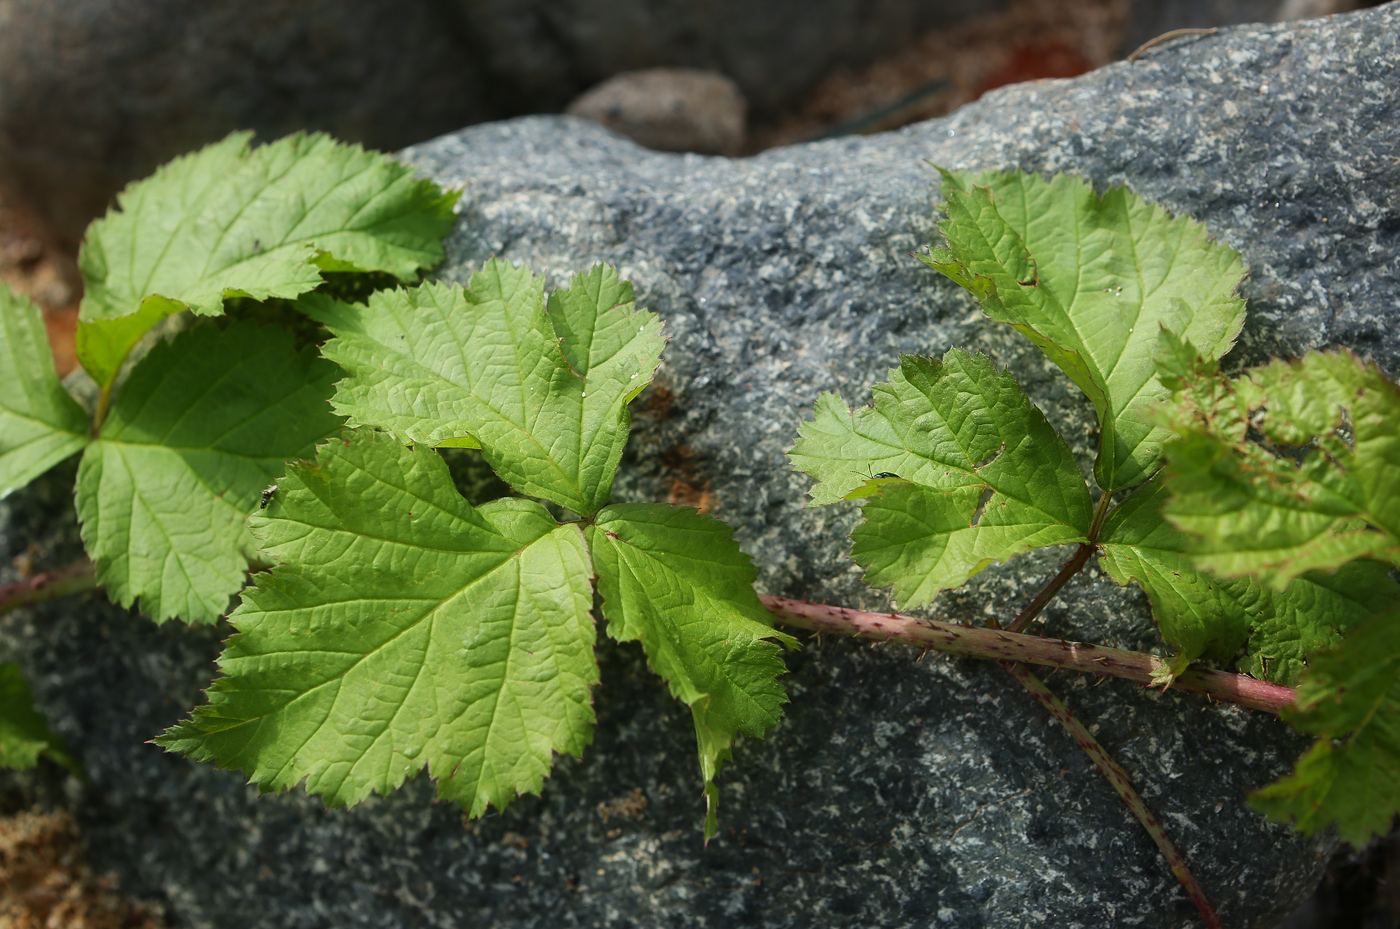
[1,132,1398,926]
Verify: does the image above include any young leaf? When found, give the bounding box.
[76,131,458,390]
[923,170,1246,492]
[311,261,664,515]
[1163,348,1400,587]
[0,285,90,498]
[587,503,793,841]
[76,321,341,623]
[1249,606,1400,845]
[1242,559,1400,686]
[1099,476,1397,683]
[0,663,80,776]
[157,431,597,815]
[789,349,1092,608]
[75,294,185,391]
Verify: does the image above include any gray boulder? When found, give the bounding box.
[7,3,1400,927]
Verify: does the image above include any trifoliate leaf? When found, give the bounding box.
[1249,606,1400,845]
[1099,476,1398,684]
[0,663,80,776]
[923,169,1246,492]
[789,349,1092,608]
[311,261,664,515]
[76,131,458,390]
[587,504,792,841]
[157,431,597,816]
[1163,348,1400,587]
[76,321,341,623]
[0,284,89,498]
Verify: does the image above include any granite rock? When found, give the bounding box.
[7,4,1400,927]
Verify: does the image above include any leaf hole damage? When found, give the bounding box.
[971,486,996,527]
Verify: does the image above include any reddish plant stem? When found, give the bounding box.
[0,560,98,616]
[761,595,1295,715]
[1001,661,1223,927]
[1005,492,1114,636]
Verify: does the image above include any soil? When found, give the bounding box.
[0,810,166,928]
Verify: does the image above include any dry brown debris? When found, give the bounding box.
[746,0,1129,151]
[0,193,81,378]
[0,811,165,929]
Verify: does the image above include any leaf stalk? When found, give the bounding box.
[1000,661,1223,928]
[0,560,99,617]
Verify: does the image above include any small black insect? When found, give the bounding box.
[851,467,901,482]
[259,484,278,509]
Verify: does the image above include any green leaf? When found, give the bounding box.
[1163,348,1400,587]
[75,294,185,392]
[156,430,598,816]
[924,169,1246,492]
[1250,606,1400,845]
[311,261,664,515]
[0,284,90,498]
[1100,476,1398,684]
[0,663,80,776]
[76,321,341,623]
[1242,559,1400,686]
[1100,476,1254,678]
[76,131,458,388]
[587,503,793,841]
[789,349,1093,608]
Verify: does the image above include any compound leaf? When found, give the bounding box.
[587,503,792,841]
[312,261,663,515]
[924,169,1246,492]
[77,131,457,389]
[0,663,80,776]
[157,430,597,816]
[789,349,1092,608]
[76,321,341,623]
[0,285,89,498]
[1250,606,1400,845]
[1163,348,1400,587]
[1099,475,1396,684]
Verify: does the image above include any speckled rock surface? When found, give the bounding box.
[6,4,1400,927]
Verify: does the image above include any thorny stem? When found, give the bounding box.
[1000,661,1223,928]
[0,560,99,616]
[762,596,1295,714]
